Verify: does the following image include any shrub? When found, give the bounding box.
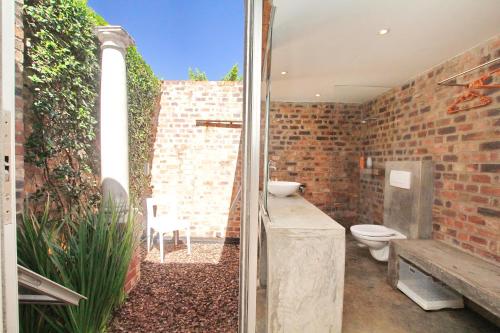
[222,63,242,81]
[188,67,209,81]
[18,200,139,333]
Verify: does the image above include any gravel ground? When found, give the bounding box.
[109,242,240,333]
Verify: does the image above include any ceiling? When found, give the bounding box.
[269,0,500,103]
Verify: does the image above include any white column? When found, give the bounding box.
[95,26,134,204]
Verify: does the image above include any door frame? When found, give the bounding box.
[239,0,262,332]
[1,0,20,331]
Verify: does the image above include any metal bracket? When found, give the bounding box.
[1,111,13,225]
[18,265,87,306]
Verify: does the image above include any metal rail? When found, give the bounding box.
[437,57,500,86]
[195,119,242,128]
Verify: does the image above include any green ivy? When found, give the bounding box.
[24,0,160,211]
[86,4,107,26]
[126,47,161,202]
[24,0,101,213]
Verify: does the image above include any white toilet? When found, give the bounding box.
[350,224,406,262]
[351,162,434,262]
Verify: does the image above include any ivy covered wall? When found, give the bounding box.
[24,0,101,213]
[126,47,161,202]
[23,0,161,212]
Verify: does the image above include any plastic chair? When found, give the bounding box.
[146,197,191,263]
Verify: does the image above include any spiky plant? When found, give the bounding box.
[18,200,139,333]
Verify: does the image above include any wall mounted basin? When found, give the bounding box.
[268,181,301,197]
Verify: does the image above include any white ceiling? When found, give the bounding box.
[269,0,500,103]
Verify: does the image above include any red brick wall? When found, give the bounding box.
[124,248,141,293]
[269,37,499,263]
[268,102,361,225]
[359,35,500,263]
[262,0,273,61]
[151,81,243,238]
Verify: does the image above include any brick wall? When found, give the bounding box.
[151,81,243,239]
[268,102,361,225]
[262,0,273,61]
[359,35,500,263]
[124,249,141,293]
[269,36,499,263]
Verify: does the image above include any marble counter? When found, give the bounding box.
[258,194,345,333]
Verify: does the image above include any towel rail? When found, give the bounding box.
[437,57,500,86]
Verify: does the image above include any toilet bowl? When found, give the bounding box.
[350,224,406,262]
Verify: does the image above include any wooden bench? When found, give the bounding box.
[388,239,500,320]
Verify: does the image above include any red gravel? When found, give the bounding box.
[109,242,240,333]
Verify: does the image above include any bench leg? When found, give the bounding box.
[147,227,151,252]
[387,241,399,289]
[174,230,178,247]
[159,232,164,263]
[186,227,191,255]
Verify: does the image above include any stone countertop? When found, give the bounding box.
[266,194,345,232]
[259,193,346,332]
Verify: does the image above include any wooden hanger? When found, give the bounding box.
[468,68,500,89]
[447,90,492,114]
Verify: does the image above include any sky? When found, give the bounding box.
[87,0,244,80]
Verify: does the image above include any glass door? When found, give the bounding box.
[239,0,262,332]
[262,6,275,214]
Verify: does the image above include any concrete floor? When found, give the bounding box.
[343,236,498,333]
[256,235,498,332]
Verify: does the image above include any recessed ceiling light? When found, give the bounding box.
[281,71,288,75]
[378,28,390,35]
[315,93,321,97]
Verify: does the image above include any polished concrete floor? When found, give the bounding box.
[256,236,498,332]
[343,236,498,333]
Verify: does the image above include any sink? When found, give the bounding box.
[268,181,301,197]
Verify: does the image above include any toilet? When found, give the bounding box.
[350,224,406,262]
[351,161,434,262]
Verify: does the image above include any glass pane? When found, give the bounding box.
[262,6,275,214]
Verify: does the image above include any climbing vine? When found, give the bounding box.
[126,47,161,202]
[24,0,101,213]
[24,0,161,211]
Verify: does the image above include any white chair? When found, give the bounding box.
[146,197,191,263]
